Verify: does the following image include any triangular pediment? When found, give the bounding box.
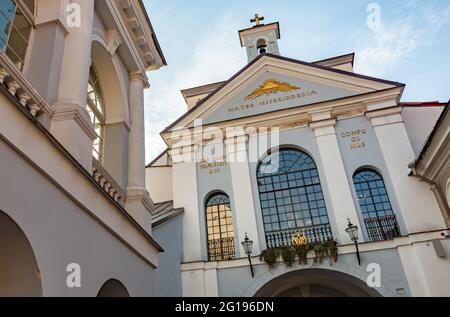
[163,54,403,132]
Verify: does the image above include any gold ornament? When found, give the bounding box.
[245,79,301,100]
[292,231,308,247]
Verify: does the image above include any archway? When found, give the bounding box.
[255,269,381,297]
[0,211,42,297]
[97,279,130,297]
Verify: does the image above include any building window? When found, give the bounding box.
[0,0,34,71]
[353,169,400,241]
[87,66,105,161]
[257,149,333,248]
[205,193,235,261]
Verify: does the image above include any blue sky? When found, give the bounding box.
[142,0,450,162]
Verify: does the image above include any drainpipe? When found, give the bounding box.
[409,162,450,228]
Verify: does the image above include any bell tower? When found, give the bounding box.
[239,14,281,63]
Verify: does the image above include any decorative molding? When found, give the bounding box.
[0,54,53,117]
[113,0,165,71]
[129,71,149,88]
[126,187,155,214]
[51,103,98,142]
[309,118,337,138]
[92,159,127,204]
[366,106,404,128]
[106,29,123,56]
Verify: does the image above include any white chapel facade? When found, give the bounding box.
[147,16,450,297]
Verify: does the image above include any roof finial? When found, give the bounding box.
[250,13,264,27]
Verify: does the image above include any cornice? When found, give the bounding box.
[161,87,403,147]
[51,103,98,141]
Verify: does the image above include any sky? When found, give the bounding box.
[142,0,450,163]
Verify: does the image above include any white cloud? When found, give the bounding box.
[144,12,246,162]
[354,4,450,77]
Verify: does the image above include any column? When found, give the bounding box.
[225,135,261,256]
[49,0,97,170]
[125,72,154,234]
[366,107,446,233]
[127,72,147,192]
[310,118,363,244]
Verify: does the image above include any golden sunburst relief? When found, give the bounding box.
[245,79,301,100]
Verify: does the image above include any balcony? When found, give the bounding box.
[207,237,236,261]
[364,215,401,242]
[265,223,333,249]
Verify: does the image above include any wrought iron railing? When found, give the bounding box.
[207,237,236,261]
[364,215,401,242]
[265,224,333,249]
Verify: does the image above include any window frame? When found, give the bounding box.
[1,0,35,73]
[87,65,106,162]
[352,169,395,220]
[257,148,333,247]
[205,192,236,262]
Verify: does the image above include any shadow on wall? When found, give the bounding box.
[97,279,130,297]
[0,210,42,297]
[255,269,381,297]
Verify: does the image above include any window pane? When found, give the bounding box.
[205,193,235,261]
[6,7,32,70]
[0,0,15,50]
[257,149,332,247]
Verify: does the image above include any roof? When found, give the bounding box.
[161,52,405,134]
[415,101,450,163]
[313,52,355,67]
[138,0,167,66]
[401,101,447,108]
[152,201,184,228]
[146,149,169,168]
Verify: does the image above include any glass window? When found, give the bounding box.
[353,169,400,241]
[2,1,34,71]
[257,149,333,248]
[0,1,15,51]
[87,66,105,161]
[205,193,235,261]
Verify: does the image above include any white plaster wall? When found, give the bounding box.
[371,113,446,233]
[312,123,364,244]
[399,240,450,296]
[0,137,155,297]
[173,162,202,262]
[146,167,173,203]
[181,269,206,297]
[402,107,444,157]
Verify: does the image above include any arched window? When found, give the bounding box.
[257,149,333,248]
[205,193,235,261]
[0,0,34,71]
[353,169,400,241]
[87,66,105,161]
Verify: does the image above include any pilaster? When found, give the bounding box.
[309,115,363,244]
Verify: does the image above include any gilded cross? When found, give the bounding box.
[250,14,264,26]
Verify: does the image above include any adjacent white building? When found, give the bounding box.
[148,17,450,297]
[0,0,166,296]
